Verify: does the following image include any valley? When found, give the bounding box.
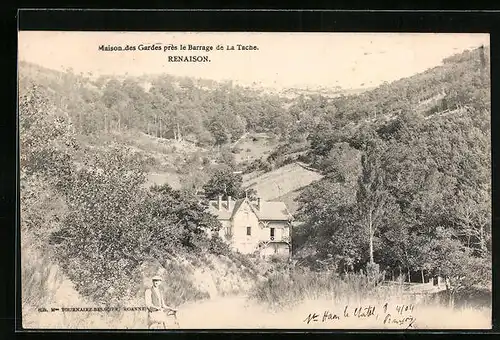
[19,44,491,330]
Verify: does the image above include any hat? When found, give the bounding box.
[152,275,162,282]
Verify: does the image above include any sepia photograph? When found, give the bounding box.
[18,31,491,330]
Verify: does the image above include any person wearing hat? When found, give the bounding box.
[145,275,177,329]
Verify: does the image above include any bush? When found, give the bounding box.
[228,252,258,275]
[243,158,264,174]
[366,262,380,277]
[208,235,230,256]
[261,160,273,172]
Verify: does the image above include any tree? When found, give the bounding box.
[19,83,77,238]
[49,146,222,304]
[217,145,237,169]
[202,166,244,200]
[295,178,364,271]
[102,79,127,131]
[147,184,222,249]
[49,145,148,303]
[320,142,361,182]
[208,118,230,146]
[354,134,398,265]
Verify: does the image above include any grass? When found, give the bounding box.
[78,129,208,174]
[144,171,183,189]
[250,267,386,310]
[248,266,491,329]
[21,250,260,329]
[21,258,209,329]
[274,189,302,215]
[242,162,323,201]
[21,245,63,308]
[22,253,491,329]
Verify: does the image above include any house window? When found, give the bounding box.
[270,228,275,238]
[246,227,251,236]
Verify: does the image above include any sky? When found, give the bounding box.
[18,32,489,90]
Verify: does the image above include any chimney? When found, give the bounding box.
[218,195,222,211]
[257,197,261,211]
[227,195,232,209]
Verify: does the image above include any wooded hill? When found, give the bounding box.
[19,45,491,307]
[290,46,491,296]
[18,61,294,146]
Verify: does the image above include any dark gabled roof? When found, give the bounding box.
[207,197,292,221]
[251,201,292,221]
[207,198,238,220]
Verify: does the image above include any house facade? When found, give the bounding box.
[207,195,293,258]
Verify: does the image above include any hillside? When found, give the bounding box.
[18,60,294,146]
[19,45,491,329]
[232,132,279,164]
[23,251,270,328]
[242,162,323,212]
[253,46,490,169]
[289,46,491,287]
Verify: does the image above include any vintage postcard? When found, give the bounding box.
[18,31,491,330]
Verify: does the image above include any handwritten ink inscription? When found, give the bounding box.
[303,311,340,324]
[303,303,416,329]
[303,313,319,324]
[353,305,376,318]
[322,310,341,322]
[383,314,416,328]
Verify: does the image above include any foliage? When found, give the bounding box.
[19,84,76,306]
[19,81,246,308]
[202,166,245,200]
[19,46,491,310]
[250,265,389,309]
[19,62,290,147]
[293,46,491,296]
[49,157,224,303]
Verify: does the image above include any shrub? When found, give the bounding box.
[208,235,231,256]
[297,153,313,164]
[227,252,259,276]
[366,262,380,277]
[21,243,63,307]
[261,160,273,172]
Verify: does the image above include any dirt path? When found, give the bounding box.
[173,295,490,329]
[174,295,390,329]
[24,293,490,329]
[176,295,267,328]
[174,295,338,329]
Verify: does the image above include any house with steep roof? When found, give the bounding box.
[207,195,293,258]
